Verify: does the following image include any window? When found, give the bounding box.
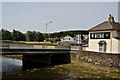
[117,31,120,38]
[98,41,107,52]
[69,38,70,40]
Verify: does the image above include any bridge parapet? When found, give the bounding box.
[1,48,70,55]
[1,47,71,69]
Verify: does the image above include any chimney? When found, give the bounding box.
[108,14,115,23]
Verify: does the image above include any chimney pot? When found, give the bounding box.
[108,14,115,23]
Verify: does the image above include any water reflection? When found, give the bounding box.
[0,56,2,72]
[1,56,22,73]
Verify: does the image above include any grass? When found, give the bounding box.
[1,40,58,46]
[68,62,120,78]
[5,55,23,60]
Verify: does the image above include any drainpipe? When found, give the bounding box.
[110,31,112,53]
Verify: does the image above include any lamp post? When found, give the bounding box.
[46,21,52,35]
[45,21,52,41]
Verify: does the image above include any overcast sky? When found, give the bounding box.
[1,2,119,33]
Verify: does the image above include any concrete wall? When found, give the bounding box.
[23,54,52,69]
[83,46,89,51]
[33,45,56,49]
[22,50,71,70]
[51,53,71,64]
[2,43,57,49]
[77,51,120,67]
[70,46,79,51]
[2,43,33,48]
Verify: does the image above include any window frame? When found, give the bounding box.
[98,41,107,52]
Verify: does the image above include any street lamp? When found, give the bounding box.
[46,21,52,34]
[45,21,52,40]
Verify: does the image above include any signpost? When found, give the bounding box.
[90,32,110,39]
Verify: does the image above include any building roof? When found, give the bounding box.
[98,40,107,44]
[60,35,73,39]
[89,21,120,31]
[89,15,120,31]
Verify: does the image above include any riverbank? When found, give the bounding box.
[2,56,120,80]
[4,55,23,60]
[1,40,58,46]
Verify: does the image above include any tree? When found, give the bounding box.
[0,29,1,40]
[18,32,26,41]
[26,31,44,42]
[1,29,12,40]
[11,29,26,41]
[12,29,18,41]
[43,33,47,39]
[36,32,44,42]
[26,31,35,41]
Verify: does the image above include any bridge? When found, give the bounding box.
[1,48,71,69]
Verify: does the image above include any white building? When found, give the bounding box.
[74,34,82,45]
[61,35,74,43]
[87,15,120,54]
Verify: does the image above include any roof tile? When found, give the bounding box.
[89,21,120,31]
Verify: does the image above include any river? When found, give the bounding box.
[1,56,22,73]
[1,55,77,79]
[1,55,119,79]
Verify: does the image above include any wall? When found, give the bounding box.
[23,53,71,69]
[2,43,57,49]
[83,46,89,51]
[70,53,77,63]
[77,51,120,67]
[33,45,56,49]
[111,31,118,53]
[118,40,120,53]
[112,38,118,53]
[88,31,120,53]
[88,31,111,53]
[111,30,120,53]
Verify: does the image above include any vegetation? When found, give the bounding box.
[1,29,12,40]
[0,29,44,42]
[26,31,44,42]
[2,59,120,79]
[49,30,88,38]
[1,40,58,46]
[12,29,26,41]
[0,29,88,44]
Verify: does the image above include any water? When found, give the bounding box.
[1,55,76,79]
[1,56,22,73]
[1,55,119,79]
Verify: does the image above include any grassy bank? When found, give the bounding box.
[4,55,23,60]
[2,55,120,79]
[2,62,120,79]
[1,40,58,46]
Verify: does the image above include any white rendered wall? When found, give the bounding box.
[88,31,111,53]
[88,30,120,54]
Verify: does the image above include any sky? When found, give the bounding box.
[1,1,119,33]
[1,0,120,2]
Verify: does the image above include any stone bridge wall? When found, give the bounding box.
[76,51,120,67]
